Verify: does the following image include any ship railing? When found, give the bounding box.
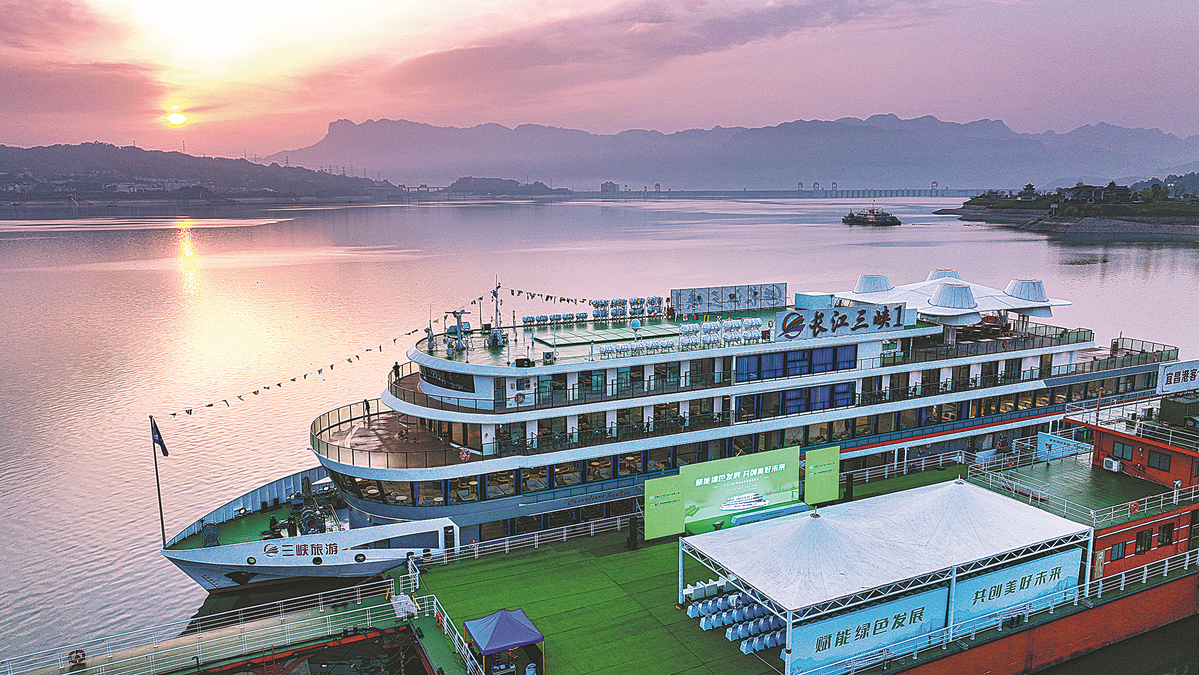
[412,513,638,568]
[0,579,397,675]
[411,595,485,675]
[389,360,733,414]
[796,546,1199,675]
[1065,396,1199,452]
[967,443,1199,527]
[311,400,735,469]
[840,450,971,486]
[967,457,1099,524]
[392,334,1175,418]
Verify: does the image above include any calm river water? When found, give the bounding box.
[1,197,1197,670]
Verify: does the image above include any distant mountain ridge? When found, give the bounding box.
[268,115,1199,191]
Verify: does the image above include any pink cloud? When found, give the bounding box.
[0,61,165,115]
[0,0,111,49]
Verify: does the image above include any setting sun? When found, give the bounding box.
[165,106,188,126]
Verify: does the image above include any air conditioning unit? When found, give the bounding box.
[1185,416,1199,429]
[1102,457,1122,472]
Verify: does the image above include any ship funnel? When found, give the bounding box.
[1004,279,1049,303]
[926,269,961,281]
[930,282,977,309]
[854,274,893,294]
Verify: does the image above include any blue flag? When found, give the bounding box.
[150,416,168,457]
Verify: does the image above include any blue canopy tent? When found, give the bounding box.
[464,609,545,673]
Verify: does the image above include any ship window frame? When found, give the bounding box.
[1148,450,1171,472]
[1110,541,1126,561]
[1112,441,1134,462]
[1159,522,1175,547]
[1135,528,1153,554]
[419,365,475,393]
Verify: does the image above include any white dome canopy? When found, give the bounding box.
[1005,279,1049,303]
[854,274,894,293]
[835,272,1072,325]
[930,282,977,309]
[926,269,962,281]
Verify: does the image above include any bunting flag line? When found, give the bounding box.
[152,284,591,420]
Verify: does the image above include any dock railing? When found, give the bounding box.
[0,579,407,675]
[412,595,484,675]
[797,545,1199,675]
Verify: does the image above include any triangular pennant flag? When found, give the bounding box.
[347,358,353,363]
[170,412,177,417]
[223,400,229,406]
[303,374,308,379]
[205,403,214,407]
[318,368,323,374]
[276,383,282,387]
[150,417,168,456]
[264,385,271,390]
[237,395,244,401]
[185,409,192,415]
[253,390,259,395]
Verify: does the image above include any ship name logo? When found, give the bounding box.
[263,543,280,557]
[779,312,807,339]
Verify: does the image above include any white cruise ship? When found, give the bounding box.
[162,271,1177,591]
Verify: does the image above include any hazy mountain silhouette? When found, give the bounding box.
[269,115,1199,190]
[0,142,389,197]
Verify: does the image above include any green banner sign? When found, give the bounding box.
[679,446,801,526]
[644,474,687,539]
[804,446,841,505]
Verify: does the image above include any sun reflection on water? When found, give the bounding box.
[175,224,201,296]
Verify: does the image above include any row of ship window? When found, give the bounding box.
[329,372,1157,508]
[382,373,1157,476]
[1109,521,1178,561]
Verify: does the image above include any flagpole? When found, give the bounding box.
[150,415,168,550]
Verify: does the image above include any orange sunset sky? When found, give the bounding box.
[2,0,1197,158]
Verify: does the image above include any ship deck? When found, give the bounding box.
[412,468,961,675]
[983,453,1182,529]
[421,309,936,368]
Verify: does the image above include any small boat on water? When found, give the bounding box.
[843,205,901,226]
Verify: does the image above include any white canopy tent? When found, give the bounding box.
[679,479,1092,616]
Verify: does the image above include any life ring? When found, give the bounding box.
[514,393,526,404]
[68,650,86,666]
[1005,457,1015,468]
[1130,501,1140,514]
[1002,340,1012,350]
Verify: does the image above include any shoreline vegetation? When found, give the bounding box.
[935,193,1199,240]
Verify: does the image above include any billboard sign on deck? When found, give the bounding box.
[679,446,801,527]
[1158,359,1199,395]
[786,587,949,673]
[774,303,906,342]
[951,548,1083,624]
[644,475,686,539]
[804,446,841,505]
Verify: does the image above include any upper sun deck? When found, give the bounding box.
[415,307,817,368]
[411,271,1115,373]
